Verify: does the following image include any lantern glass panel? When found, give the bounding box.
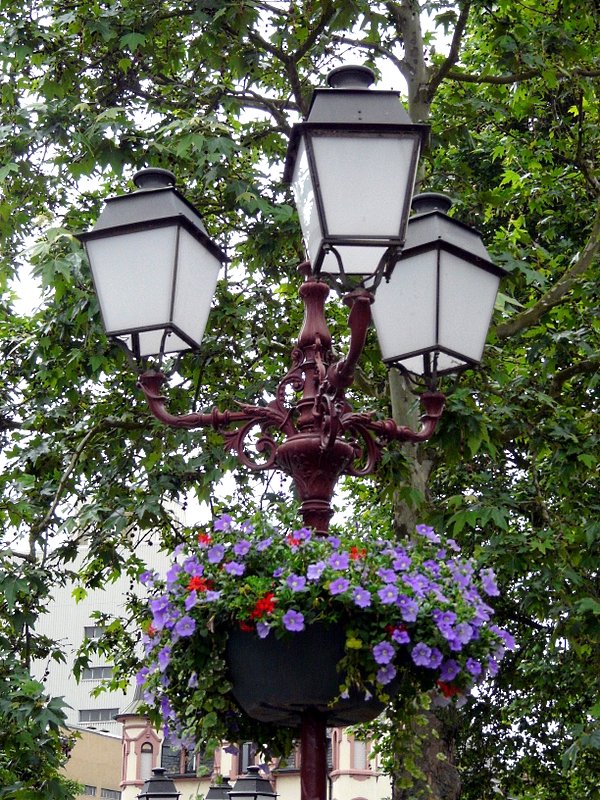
[371,250,437,362]
[311,133,418,239]
[87,226,177,335]
[438,252,500,363]
[319,244,390,275]
[291,139,322,265]
[170,227,221,351]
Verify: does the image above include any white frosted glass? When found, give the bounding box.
[291,140,323,267]
[172,228,221,347]
[371,250,438,362]
[320,244,388,275]
[87,227,176,333]
[438,253,500,362]
[312,135,416,236]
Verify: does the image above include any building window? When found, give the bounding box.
[81,666,113,680]
[79,708,119,723]
[83,786,97,796]
[351,739,369,771]
[161,737,182,773]
[140,743,154,781]
[100,790,121,800]
[275,746,299,772]
[84,625,106,640]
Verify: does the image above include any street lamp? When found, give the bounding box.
[371,192,506,381]
[283,65,428,280]
[228,766,278,800]
[206,778,233,800]
[137,767,180,800]
[78,167,226,360]
[77,66,503,536]
[77,64,506,800]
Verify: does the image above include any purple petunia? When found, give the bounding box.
[224,561,245,576]
[204,590,222,602]
[373,640,395,665]
[136,667,149,685]
[256,622,271,639]
[282,609,305,632]
[391,627,410,645]
[397,594,419,622]
[439,659,461,682]
[353,587,372,608]
[185,591,197,611]
[157,646,171,672]
[213,514,232,531]
[411,642,432,667]
[174,615,196,638]
[329,551,350,570]
[257,537,273,552]
[393,552,412,571]
[188,671,198,688]
[376,663,397,685]
[233,540,252,557]
[377,567,397,584]
[207,544,225,564]
[307,561,326,581]
[415,524,441,543]
[286,574,307,592]
[329,577,350,595]
[466,658,482,677]
[378,585,399,604]
[140,570,156,586]
[166,563,182,587]
[480,568,500,597]
[183,557,203,576]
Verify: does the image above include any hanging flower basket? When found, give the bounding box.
[136,514,514,755]
[226,622,395,726]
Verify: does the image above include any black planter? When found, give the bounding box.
[226,623,389,727]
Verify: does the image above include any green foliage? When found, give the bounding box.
[0,1,598,798]
[0,662,77,799]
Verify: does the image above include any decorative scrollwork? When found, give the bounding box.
[136,274,445,535]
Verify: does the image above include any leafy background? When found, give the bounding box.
[0,1,598,798]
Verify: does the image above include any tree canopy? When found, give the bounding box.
[0,1,598,798]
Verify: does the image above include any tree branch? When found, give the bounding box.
[30,418,146,539]
[423,1,472,102]
[551,355,600,393]
[494,200,600,340]
[446,66,600,85]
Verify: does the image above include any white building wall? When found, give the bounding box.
[32,539,171,733]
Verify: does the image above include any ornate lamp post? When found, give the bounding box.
[78,65,505,800]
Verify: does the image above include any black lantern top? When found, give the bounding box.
[137,767,180,800]
[228,765,278,800]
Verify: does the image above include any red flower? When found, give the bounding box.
[286,534,300,548]
[250,592,276,619]
[187,576,212,593]
[437,681,461,698]
[386,623,407,634]
[350,546,366,560]
[239,621,254,632]
[197,532,212,545]
[147,624,157,637]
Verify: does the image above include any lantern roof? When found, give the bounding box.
[283,65,428,183]
[78,168,227,263]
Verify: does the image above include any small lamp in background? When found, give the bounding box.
[137,767,180,800]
